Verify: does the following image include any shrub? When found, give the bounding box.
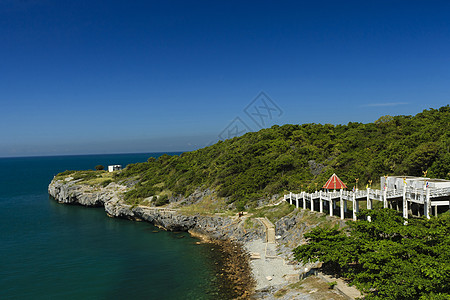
[327,281,337,289]
[58,170,76,176]
[101,179,112,187]
[154,195,169,206]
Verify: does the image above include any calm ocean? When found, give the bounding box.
[0,153,224,299]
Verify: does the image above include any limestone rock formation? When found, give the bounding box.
[48,179,265,242]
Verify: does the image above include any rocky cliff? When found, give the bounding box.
[48,178,265,242]
[49,178,264,299]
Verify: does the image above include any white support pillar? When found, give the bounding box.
[403,187,408,223]
[302,192,306,209]
[289,192,293,205]
[329,199,333,216]
[296,194,299,209]
[311,196,315,212]
[424,188,431,219]
[340,190,344,220]
[367,188,372,222]
[319,191,323,213]
[383,189,387,208]
[352,192,357,221]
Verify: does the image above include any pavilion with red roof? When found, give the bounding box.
[322,173,347,190]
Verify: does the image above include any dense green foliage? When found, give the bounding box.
[293,210,450,299]
[95,165,105,171]
[116,106,449,206]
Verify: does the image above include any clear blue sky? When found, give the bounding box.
[1,0,449,157]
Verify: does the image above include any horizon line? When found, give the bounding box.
[0,150,188,160]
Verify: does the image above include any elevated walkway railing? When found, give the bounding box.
[284,186,450,221]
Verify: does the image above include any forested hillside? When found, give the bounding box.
[116,106,450,208]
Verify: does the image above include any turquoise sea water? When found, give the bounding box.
[0,153,225,299]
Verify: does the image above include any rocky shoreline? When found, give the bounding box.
[49,179,261,238]
[48,178,264,299]
[190,231,256,299]
[48,178,359,299]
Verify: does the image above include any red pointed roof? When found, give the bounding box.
[322,173,347,190]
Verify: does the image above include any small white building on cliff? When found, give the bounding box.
[108,165,122,172]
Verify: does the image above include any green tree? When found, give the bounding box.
[294,210,450,299]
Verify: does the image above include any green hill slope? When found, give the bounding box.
[116,106,450,209]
